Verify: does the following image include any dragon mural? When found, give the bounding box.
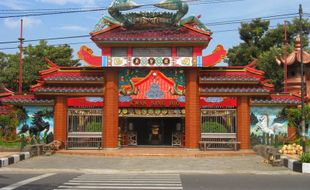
[107,0,189,28]
[18,108,53,143]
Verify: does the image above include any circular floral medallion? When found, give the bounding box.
[155,109,161,115]
[162,58,170,65]
[148,58,156,65]
[141,108,147,115]
[133,58,141,65]
[122,108,128,115]
[148,108,154,115]
[162,109,168,115]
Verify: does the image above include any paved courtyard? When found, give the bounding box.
[3,153,295,174]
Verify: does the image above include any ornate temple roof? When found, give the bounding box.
[91,0,211,46]
[91,26,211,45]
[251,93,301,105]
[277,36,310,66]
[29,58,105,97]
[0,105,11,114]
[0,84,14,98]
[200,86,270,96]
[200,68,261,84]
[35,87,104,96]
[44,73,104,83]
[1,95,54,106]
[199,64,274,96]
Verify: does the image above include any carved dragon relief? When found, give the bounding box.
[119,79,139,96]
[169,82,185,96]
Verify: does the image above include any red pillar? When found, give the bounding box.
[288,126,297,140]
[237,96,250,149]
[54,96,67,144]
[103,68,119,148]
[185,68,200,149]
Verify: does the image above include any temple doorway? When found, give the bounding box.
[120,117,184,146]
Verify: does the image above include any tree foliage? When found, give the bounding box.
[226,18,310,92]
[0,106,27,141]
[0,40,79,92]
[284,106,310,136]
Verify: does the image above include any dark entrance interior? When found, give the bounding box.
[127,117,182,146]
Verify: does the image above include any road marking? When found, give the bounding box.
[65,182,182,186]
[54,174,183,190]
[0,173,56,190]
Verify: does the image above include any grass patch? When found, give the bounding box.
[0,140,21,148]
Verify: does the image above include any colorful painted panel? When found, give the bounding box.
[119,68,185,107]
[251,107,288,135]
[131,57,173,67]
[250,106,288,146]
[175,57,195,67]
[17,106,54,143]
[103,57,198,67]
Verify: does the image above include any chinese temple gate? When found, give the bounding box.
[0,0,302,150]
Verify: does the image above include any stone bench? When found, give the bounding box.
[199,133,240,151]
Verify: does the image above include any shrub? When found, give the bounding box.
[85,122,102,132]
[201,122,227,133]
[300,152,310,163]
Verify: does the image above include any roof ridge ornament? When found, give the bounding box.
[107,0,189,29]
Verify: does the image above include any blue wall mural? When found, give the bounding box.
[17,106,54,143]
[250,106,288,146]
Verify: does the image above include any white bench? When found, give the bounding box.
[199,133,240,151]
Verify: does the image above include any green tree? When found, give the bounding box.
[0,40,79,91]
[284,106,310,138]
[226,18,310,92]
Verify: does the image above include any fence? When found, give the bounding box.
[67,109,103,149]
[250,132,288,148]
[201,109,237,133]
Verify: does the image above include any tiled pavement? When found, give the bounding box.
[56,148,256,157]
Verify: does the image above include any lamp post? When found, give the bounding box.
[299,4,306,153]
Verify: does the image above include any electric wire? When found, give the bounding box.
[0,0,247,18]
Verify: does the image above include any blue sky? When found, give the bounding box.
[0,0,309,61]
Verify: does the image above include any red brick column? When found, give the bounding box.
[185,68,200,149]
[54,96,67,144]
[237,96,250,149]
[103,68,119,148]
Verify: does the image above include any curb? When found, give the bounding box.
[0,168,299,175]
[0,152,30,168]
[282,156,310,173]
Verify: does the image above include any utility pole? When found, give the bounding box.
[18,19,24,94]
[299,4,306,153]
[284,20,288,93]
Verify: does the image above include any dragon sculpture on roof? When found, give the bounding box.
[108,0,188,28]
[94,0,190,30]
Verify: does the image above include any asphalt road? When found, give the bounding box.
[0,172,309,190]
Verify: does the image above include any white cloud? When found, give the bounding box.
[37,0,97,7]
[4,17,42,29]
[57,25,89,32]
[0,0,30,10]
